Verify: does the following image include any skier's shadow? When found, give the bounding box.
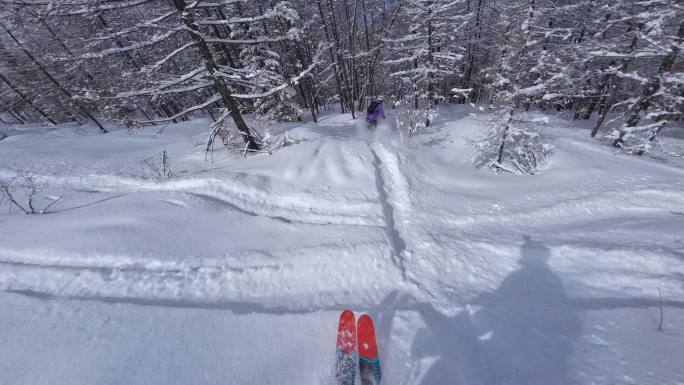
[411,236,582,385]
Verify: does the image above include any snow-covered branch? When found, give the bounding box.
[231,44,326,100]
[79,29,183,59]
[140,94,221,124]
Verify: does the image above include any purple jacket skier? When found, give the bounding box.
[366,96,385,128]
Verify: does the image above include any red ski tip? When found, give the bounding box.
[357,314,378,360]
[336,309,357,354]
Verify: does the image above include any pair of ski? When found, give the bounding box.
[336,309,381,385]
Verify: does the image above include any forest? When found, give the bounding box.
[0,0,681,159]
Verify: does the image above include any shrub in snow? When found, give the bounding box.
[261,131,302,155]
[0,173,62,214]
[606,123,664,156]
[405,107,429,138]
[144,150,173,178]
[393,101,436,138]
[471,111,553,175]
[207,121,266,157]
[0,128,6,141]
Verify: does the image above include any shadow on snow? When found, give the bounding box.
[373,236,583,385]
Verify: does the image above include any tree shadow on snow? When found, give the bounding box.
[411,235,582,385]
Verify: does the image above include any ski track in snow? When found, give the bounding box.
[369,142,439,301]
[438,187,684,229]
[2,116,683,308]
[0,240,406,310]
[370,145,409,277]
[0,172,384,227]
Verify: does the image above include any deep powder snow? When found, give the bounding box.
[1,106,683,385]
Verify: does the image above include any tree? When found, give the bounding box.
[384,0,466,128]
[608,16,683,154]
[72,0,321,151]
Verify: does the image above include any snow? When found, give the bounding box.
[1,106,684,385]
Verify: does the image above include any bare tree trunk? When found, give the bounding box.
[496,109,515,166]
[348,0,359,119]
[425,0,436,127]
[426,1,435,105]
[316,0,347,113]
[463,0,483,103]
[0,72,56,124]
[0,94,26,123]
[591,18,642,137]
[327,0,354,113]
[360,3,400,110]
[295,42,318,122]
[98,14,172,122]
[590,74,616,137]
[172,0,259,150]
[612,22,683,148]
[0,22,107,132]
[358,0,372,111]
[42,17,157,124]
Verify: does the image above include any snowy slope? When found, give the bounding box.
[1,106,683,385]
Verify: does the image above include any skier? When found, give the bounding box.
[366,96,386,129]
